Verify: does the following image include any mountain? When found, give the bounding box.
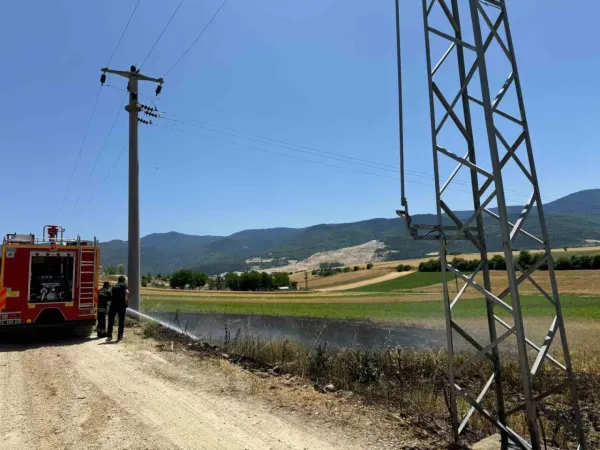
[100,189,600,275]
[543,189,600,215]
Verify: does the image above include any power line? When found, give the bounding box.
[152,122,477,193]
[157,112,600,213]
[153,120,600,213]
[157,114,539,200]
[72,92,128,211]
[107,0,142,66]
[163,0,230,77]
[60,1,143,216]
[161,115,405,173]
[83,144,129,213]
[59,86,103,215]
[159,112,521,195]
[161,112,401,173]
[139,0,185,69]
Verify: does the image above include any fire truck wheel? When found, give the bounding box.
[69,323,95,339]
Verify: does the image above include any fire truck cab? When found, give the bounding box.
[0,225,99,336]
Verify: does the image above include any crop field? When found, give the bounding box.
[348,271,450,292]
[140,266,600,320]
[289,266,394,289]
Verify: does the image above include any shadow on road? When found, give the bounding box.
[0,328,97,352]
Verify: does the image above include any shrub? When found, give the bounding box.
[366,263,374,270]
[418,259,442,272]
[403,265,413,271]
[516,250,532,269]
[396,265,405,272]
[593,254,600,270]
[579,254,593,270]
[353,266,360,272]
[490,254,506,270]
[142,321,161,339]
[554,256,572,270]
[343,267,351,273]
[450,257,479,272]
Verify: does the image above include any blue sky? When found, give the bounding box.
[1,1,598,241]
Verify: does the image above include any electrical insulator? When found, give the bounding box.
[100,73,106,85]
[155,84,162,96]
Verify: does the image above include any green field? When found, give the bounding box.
[141,294,600,321]
[349,272,452,293]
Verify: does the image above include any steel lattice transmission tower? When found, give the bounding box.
[397,0,587,448]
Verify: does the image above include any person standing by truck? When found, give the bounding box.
[106,276,129,342]
[97,281,111,338]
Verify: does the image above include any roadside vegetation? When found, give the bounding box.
[142,317,600,448]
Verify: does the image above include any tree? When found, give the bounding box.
[418,259,442,272]
[271,272,290,288]
[170,270,194,289]
[193,272,209,288]
[490,254,506,270]
[260,272,273,291]
[562,245,568,252]
[117,264,125,275]
[105,265,117,275]
[215,275,225,290]
[555,256,572,271]
[516,250,532,270]
[207,278,217,290]
[240,271,261,291]
[224,272,240,291]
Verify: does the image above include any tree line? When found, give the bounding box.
[418,250,600,272]
[168,269,296,291]
[311,262,374,278]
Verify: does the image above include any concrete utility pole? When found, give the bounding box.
[100,65,163,312]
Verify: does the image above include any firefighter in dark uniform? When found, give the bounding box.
[97,281,111,338]
[107,276,129,342]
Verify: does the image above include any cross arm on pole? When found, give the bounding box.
[101,67,164,84]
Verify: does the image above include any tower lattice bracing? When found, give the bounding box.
[413,0,587,448]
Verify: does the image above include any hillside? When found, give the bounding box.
[100,189,600,275]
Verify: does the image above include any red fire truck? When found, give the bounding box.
[0,225,99,336]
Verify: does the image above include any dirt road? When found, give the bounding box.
[0,331,394,450]
[317,271,414,292]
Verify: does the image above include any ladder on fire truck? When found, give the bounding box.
[77,237,98,314]
[393,0,586,449]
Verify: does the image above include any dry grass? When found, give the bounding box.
[416,270,600,297]
[141,319,600,449]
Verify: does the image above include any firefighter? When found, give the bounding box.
[97,281,111,338]
[106,276,130,342]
